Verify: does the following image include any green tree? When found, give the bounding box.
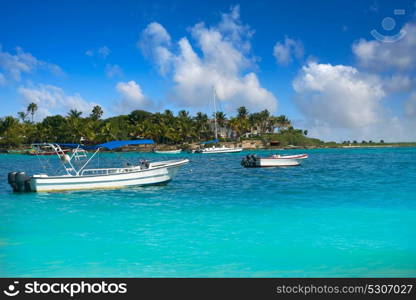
[99,122,117,142]
[39,115,68,142]
[68,109,83,118]
[230,117,249,140]
[258,109,270,133]
[237,106,249,119]
[193,112,209,140]
[129,110,152,125]
[27,102,38,123]
[164,109,174,119]
[0,116,24,147]
[275,115,291,131]
[215,111,227,128]
[17,111,28,123]
[90,105,103,121]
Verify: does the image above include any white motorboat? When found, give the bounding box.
[194,145,243,154]
[241,153,308,168]
[154,149,182,154]
[7,140,189,192]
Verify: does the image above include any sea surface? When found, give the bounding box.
[0,147,415,277]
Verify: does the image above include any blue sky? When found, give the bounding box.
[1,0,415,141]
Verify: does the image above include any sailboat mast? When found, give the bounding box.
[213,86,218,140]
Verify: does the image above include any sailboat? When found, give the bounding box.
[195,88,243,154]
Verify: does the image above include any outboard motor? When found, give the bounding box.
[8,172,18,191]
[8,171,32,192]
[241,154,258,168]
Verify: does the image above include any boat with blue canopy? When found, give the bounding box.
[7,140,189,192]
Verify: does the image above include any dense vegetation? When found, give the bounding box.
[2,103,414,149]
[0,102,318,148]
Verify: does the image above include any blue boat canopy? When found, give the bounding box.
[58,139,154,150]
[201,139,219,144]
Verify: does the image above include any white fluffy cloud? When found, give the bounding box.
[114,80,151,113]
[273,36,304,65]
[347,20,416,141]
[292,62,416,141]
[18,84,97,120]
[0,46,62,82]
[348,20,416,141]
[138,22,172,75]
[138,5,278,114]
[293,62,385,128]
[352,22,416,71]
[292,62,401,140]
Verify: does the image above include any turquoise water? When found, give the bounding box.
[0,147,415,277]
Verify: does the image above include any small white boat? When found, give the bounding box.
[241,153,308,168]
[154,149,182,154]
[8,140,189,192]
[195,145,243,154]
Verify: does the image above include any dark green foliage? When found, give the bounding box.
[3,105,403,149]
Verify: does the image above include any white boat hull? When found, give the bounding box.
[29,159,189,192]
[154,150,182,154]
[241,154,308,168]
[257,158,300,167]
[197,147,243,154]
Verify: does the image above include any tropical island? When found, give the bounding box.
[1,102,415,152]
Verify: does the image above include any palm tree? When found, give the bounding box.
[258,109,270,133]
[230,117,249,140]
[177,110,190,120]
[176,110,196,142]
[275,115,291,132]
[90,105,103,121]
[164,109,174,119]
[66,117,83,142]
[248,112,261,134]
[194,112,209,140]
[215,111,227,128]
[27,102,38,123]
[17,111,28,123]
[165,126,181,144]
[194,112,208,126]
[68,109,83,118]
[237,106,248,119]
[177,119,196,143]
[99,122,117,142]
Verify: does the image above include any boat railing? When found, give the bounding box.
[80,166,141,176]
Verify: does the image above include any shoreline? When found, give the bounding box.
[1,143,416,154]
